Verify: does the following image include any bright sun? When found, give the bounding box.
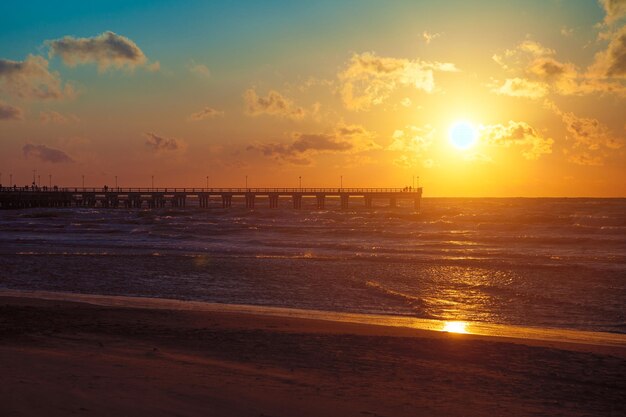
[449,120,478,150]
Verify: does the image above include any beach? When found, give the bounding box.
[1,292,624,417]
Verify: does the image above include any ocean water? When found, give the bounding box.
[0,197,624,334]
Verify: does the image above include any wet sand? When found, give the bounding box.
[1,293,625,417]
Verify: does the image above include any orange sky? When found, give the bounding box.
[1,1,625,196]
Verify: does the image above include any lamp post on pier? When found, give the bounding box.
[340,175,343,190]
[82,174,85,188]
[151,175,154,189]
[299,176,302,190]
[245,175,248,189]
[115,176,118,189]
[206,176,209,189]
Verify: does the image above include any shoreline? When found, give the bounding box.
[1,291,625,416]
[1,288,625,352]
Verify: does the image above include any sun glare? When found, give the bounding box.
[442,321,469,333]
[449,121,478,150]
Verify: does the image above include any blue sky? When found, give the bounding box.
[0,1,624,195]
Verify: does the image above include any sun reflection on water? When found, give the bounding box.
[442,321,469,334]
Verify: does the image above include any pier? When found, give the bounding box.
[0,187,422,210]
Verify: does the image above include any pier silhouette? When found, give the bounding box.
[0,187,422,210]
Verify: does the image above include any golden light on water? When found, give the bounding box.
[442,321,469,333]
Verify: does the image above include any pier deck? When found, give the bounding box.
[0,187,422,210]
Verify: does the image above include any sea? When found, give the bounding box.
[0,197,624,335]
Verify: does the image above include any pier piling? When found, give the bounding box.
[0,187,422,211]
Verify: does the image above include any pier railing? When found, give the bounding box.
[0,187,421,193]
[0,186,422,210]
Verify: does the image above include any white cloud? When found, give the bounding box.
[338,52,458,110]
[490,77,549,99]
[189,61,210,78]
[421,31,441,44]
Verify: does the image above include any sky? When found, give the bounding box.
[0,0,625,196]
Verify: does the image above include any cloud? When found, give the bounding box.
[517,40,556,57]
[492,39,626,96]
[387,125,435,154]
[567,152,604,166]
[421,31,441,44]
[188,107,224,121]
[387,125,435,167]
[490,77,549,98]
[544,100,623,165]
[546,101,623,151]
[0,101,23,120]
[561,26,574,37]
[189,61,210,78]
[244,89,305,120]
[144,132,184,152]
[47,31,150,71]
[0,54,74,100]
[479,121,553,160]
[23,143,73,163]
[248,123,379,165]
[588,25,626,78]
[599,0,626,24]
[40,110,79,124]
[338,52,458,110]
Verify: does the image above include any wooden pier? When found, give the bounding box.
[0,187,422,210]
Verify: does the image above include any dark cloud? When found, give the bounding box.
[243,89,305,119]
[144,132,183,152]
[0,55,74,100]
[23,143,73,163]
[47,31,151,71]
[188,107,224,121]
[529,58,568,77]
[250,133,351,165]
[0,101,23,120]
[248,124,379,165]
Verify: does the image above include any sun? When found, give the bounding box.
[449,120,478,150]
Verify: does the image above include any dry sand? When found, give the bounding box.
[1,293,624,417]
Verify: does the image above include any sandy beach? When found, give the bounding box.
[1,293,624,417]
